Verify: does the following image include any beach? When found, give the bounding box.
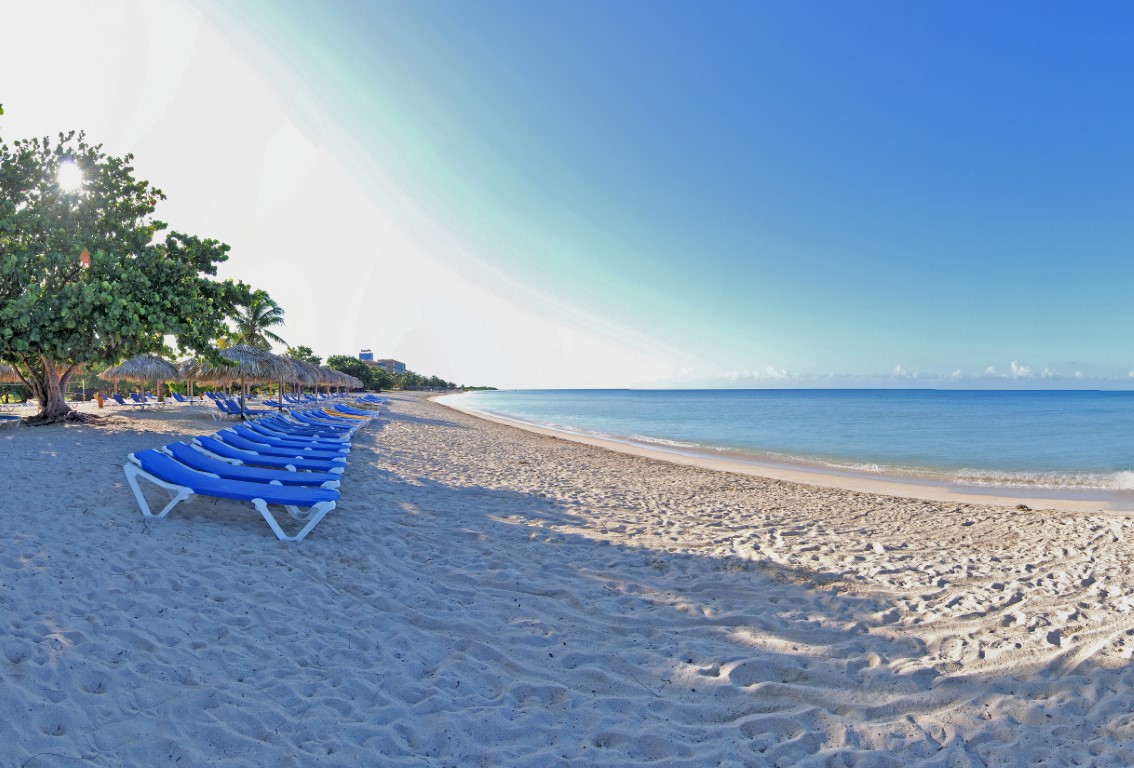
[3,392,1134,765]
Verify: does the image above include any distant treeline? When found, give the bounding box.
[320,354,493,392]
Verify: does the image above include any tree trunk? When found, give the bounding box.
[24,358,100,425]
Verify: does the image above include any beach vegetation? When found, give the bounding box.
[368,366,394,390]
[322,355,456,391]
[1,384,29,403]
[229,290,286,350]
[286,345,322,366]
[0,131,249,424]
[325,355,374,388]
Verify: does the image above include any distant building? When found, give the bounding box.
[358,351,406,374]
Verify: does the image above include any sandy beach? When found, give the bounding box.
[4,392,1134,766]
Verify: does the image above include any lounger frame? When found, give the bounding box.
[124,459,336,542]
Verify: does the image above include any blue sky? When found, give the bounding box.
[5,2,1134,387]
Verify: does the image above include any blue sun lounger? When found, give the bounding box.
[230,424,350,454]
[332,404,378,417]
[289,411,360,431]
[124,449,339,541]
[242,420,350,448]
[131,393,167,408]
[217,430,348,461]
[112,393,149,410]
[313,408,367,423]
[212,398,242,418]
[193,435,346,473]
[226,397,272,416]
[258,415,350,439]
[162,442,341,489]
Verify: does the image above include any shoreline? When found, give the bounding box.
[436,392,1134,515]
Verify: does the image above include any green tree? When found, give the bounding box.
[285,345,321,366]
[230,289,286,349]
[325,354,374,389]
[369,366,393,391]
[395,370,425,390]
[0,131,247,423]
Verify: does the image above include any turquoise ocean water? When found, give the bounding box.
[446,389,1134,498]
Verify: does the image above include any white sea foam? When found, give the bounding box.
[823,461,887,474]
[630,434,700,449]
[953,468,1125,490]
[1111,471,1134,490]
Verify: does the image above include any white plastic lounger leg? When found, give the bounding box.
[252,499,336,542]
[123,463,194,519]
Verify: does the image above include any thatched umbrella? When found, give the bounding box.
[284,359,323,406]
[312,366,334,397]
[178,356,239,397]
[295,359,324,387]
[0,363,22,406]
[218,344,295,415]
[176,358,201,398]
[0,363,22,384]
[328,369,361,394]
[101,354,179,400]
[324,368,346,395]
[270,357,310,410]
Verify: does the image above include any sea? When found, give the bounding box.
[444,389,1134,501]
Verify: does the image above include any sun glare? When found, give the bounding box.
[57,161,84,192]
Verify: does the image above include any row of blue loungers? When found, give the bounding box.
[123,398,383,542]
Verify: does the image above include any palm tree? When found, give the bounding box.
[230,290,287,349]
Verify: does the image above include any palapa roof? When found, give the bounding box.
[178,356,233,384]
[100,354,179,382]
[216,344,295,384]
[284,358,323,386]
[176,349,366,389]
[0,363,22,384]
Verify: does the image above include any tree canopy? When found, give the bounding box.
[325,355,374,387]
[0,131,248,423]
[324,354,457,391]
[285,345,321,366]
[229,290,286,349]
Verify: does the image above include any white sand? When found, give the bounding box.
[3,393,1134,765]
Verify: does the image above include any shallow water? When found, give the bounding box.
[448,389,1134,492]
